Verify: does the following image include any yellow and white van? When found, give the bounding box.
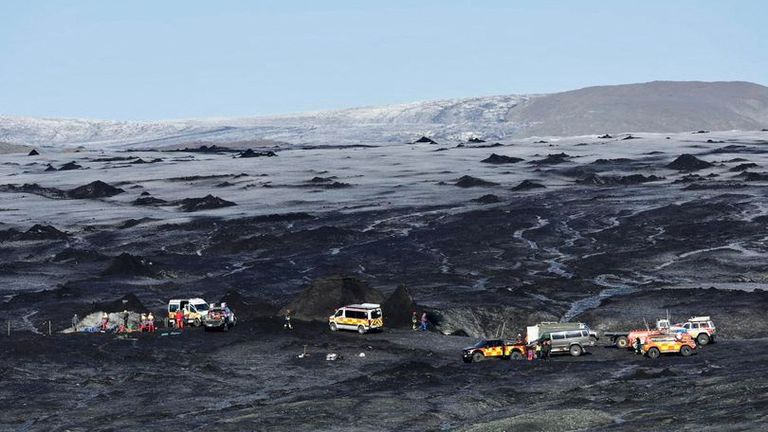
[329,303,384,334]
[167,298,210,327]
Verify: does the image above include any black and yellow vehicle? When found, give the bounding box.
[462,339,528,363]
[329,303,384,334]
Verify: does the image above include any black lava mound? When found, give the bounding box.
[58,161,83,171]
[51,248,108,263]
[238,149,277,158]
[67,181,125,199]
[90,293,149,314]
[666,154,713,171]
[529,153,571,165]
[736,171,768,181]
[28,149,39,156]
[729,163,759,172]
[133,196,168,206]
[455,175,498,188]
[0,224,69,242]
[577,174,664,186]
[178,195,237,212]
[413,136,437,144]
[598,134,613,139]
[382,284,419,328]
[219,290,277,321]
[481,153,524,164]
[511,180,546,191]
[102,253,156,277]
[283,276,385,321]
[471,194,501,204]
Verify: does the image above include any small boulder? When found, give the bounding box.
[666,154,713,171]
[178,195,236,212]
[472,194,501,204]
[28,149,40,156]
[481,154,524,164]
[511,180,546,191]
[455,175,498,188]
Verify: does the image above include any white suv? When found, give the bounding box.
[672,316,716,345]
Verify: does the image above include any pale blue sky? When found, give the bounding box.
[1,1,766,120]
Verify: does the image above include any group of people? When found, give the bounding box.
[91,310,156,332]
[516,333,552,361]
[411,311,429,331]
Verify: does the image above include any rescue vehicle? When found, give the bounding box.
[329,303,384,334]
[167,298,210,327]
[670,316,717,345]
[642,333,697,359]
[605,315,717,348]
[461,339,528,363]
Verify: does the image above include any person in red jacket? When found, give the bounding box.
[175,309,185,329]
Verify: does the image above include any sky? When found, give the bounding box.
[1,0,766,120]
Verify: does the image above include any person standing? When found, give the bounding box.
[72,314,79,331]
[542,340,552,361]
[147,312,155,332]
[175,309,185,330]
[122,310,130,330]
[411,312,418,331]
[284,309,293,330]
[101,312,109,331]
[419,312,428,331]
[634,337,643,355]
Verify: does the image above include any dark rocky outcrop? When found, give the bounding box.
[133,196,168,206]
[58,161,83,171]
[28,149,39,156]
[0,224,69,242]
[472,194,501,204]
[529,153,571,165]
[467,137,486,143]
[577,174,664,186]
[598,134,613,139]
[282,276,385,322]
[51,248,108,263]
[455,175,498,188]
[729,163,759,172]
[67,181,125,199]
[481,153,524,164]
[178,195,236,212]
[219,290,277,321]
[238,149,277,158]
[511,180,546,191]
[382,285,419,328]
[102,253,156,277]
[413,136,437,144]
[666,154,713,171]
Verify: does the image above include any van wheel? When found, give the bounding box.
[357,325,366,334]
[569,344,583,357]
[696,333,710,346]
[510,351,523,360]
[647,347,660,359]
[193,318,201,327]
[330,322,338,332]
[472,352,484,363]
[680,345,692,356]
[616,336,628,349]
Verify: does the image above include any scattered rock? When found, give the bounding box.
[511,180,546,191]
[666,154,713,171]
[621,135,641,140]
[481,153,523,164]
[737,171,768,181]
[28,149,39,156]
[591,158,634,165]
[534,140,548,144]
[597,134,613,139]
[44,164,57,172]
[118,218,157,229]
[471,194,501,204]
[216,181,234,188]
[455,175,498,188]
[706,139,725,144]
[683,182,747,191]
[178,195,237,212]
[467,137,485,143]
[692,130,710,134]
[282,276,385,321]
[177,145,235,153]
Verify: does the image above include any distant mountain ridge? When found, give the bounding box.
[1,81,766,149]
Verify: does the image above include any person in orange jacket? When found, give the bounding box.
[175,309,185,329]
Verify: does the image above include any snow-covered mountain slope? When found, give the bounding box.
[1,81,767,150]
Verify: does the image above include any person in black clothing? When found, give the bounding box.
[542,339,552,361]
[634,337,643,355]
[122,310,129,328]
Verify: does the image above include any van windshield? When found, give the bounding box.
[194,303,209,311]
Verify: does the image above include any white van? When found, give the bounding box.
[329,303,384,334]
[167,298,210,326]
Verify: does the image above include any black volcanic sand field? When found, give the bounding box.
[2,132,768,430]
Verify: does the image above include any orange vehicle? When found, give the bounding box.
[462,339,528,363]
[642,334,697,359]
